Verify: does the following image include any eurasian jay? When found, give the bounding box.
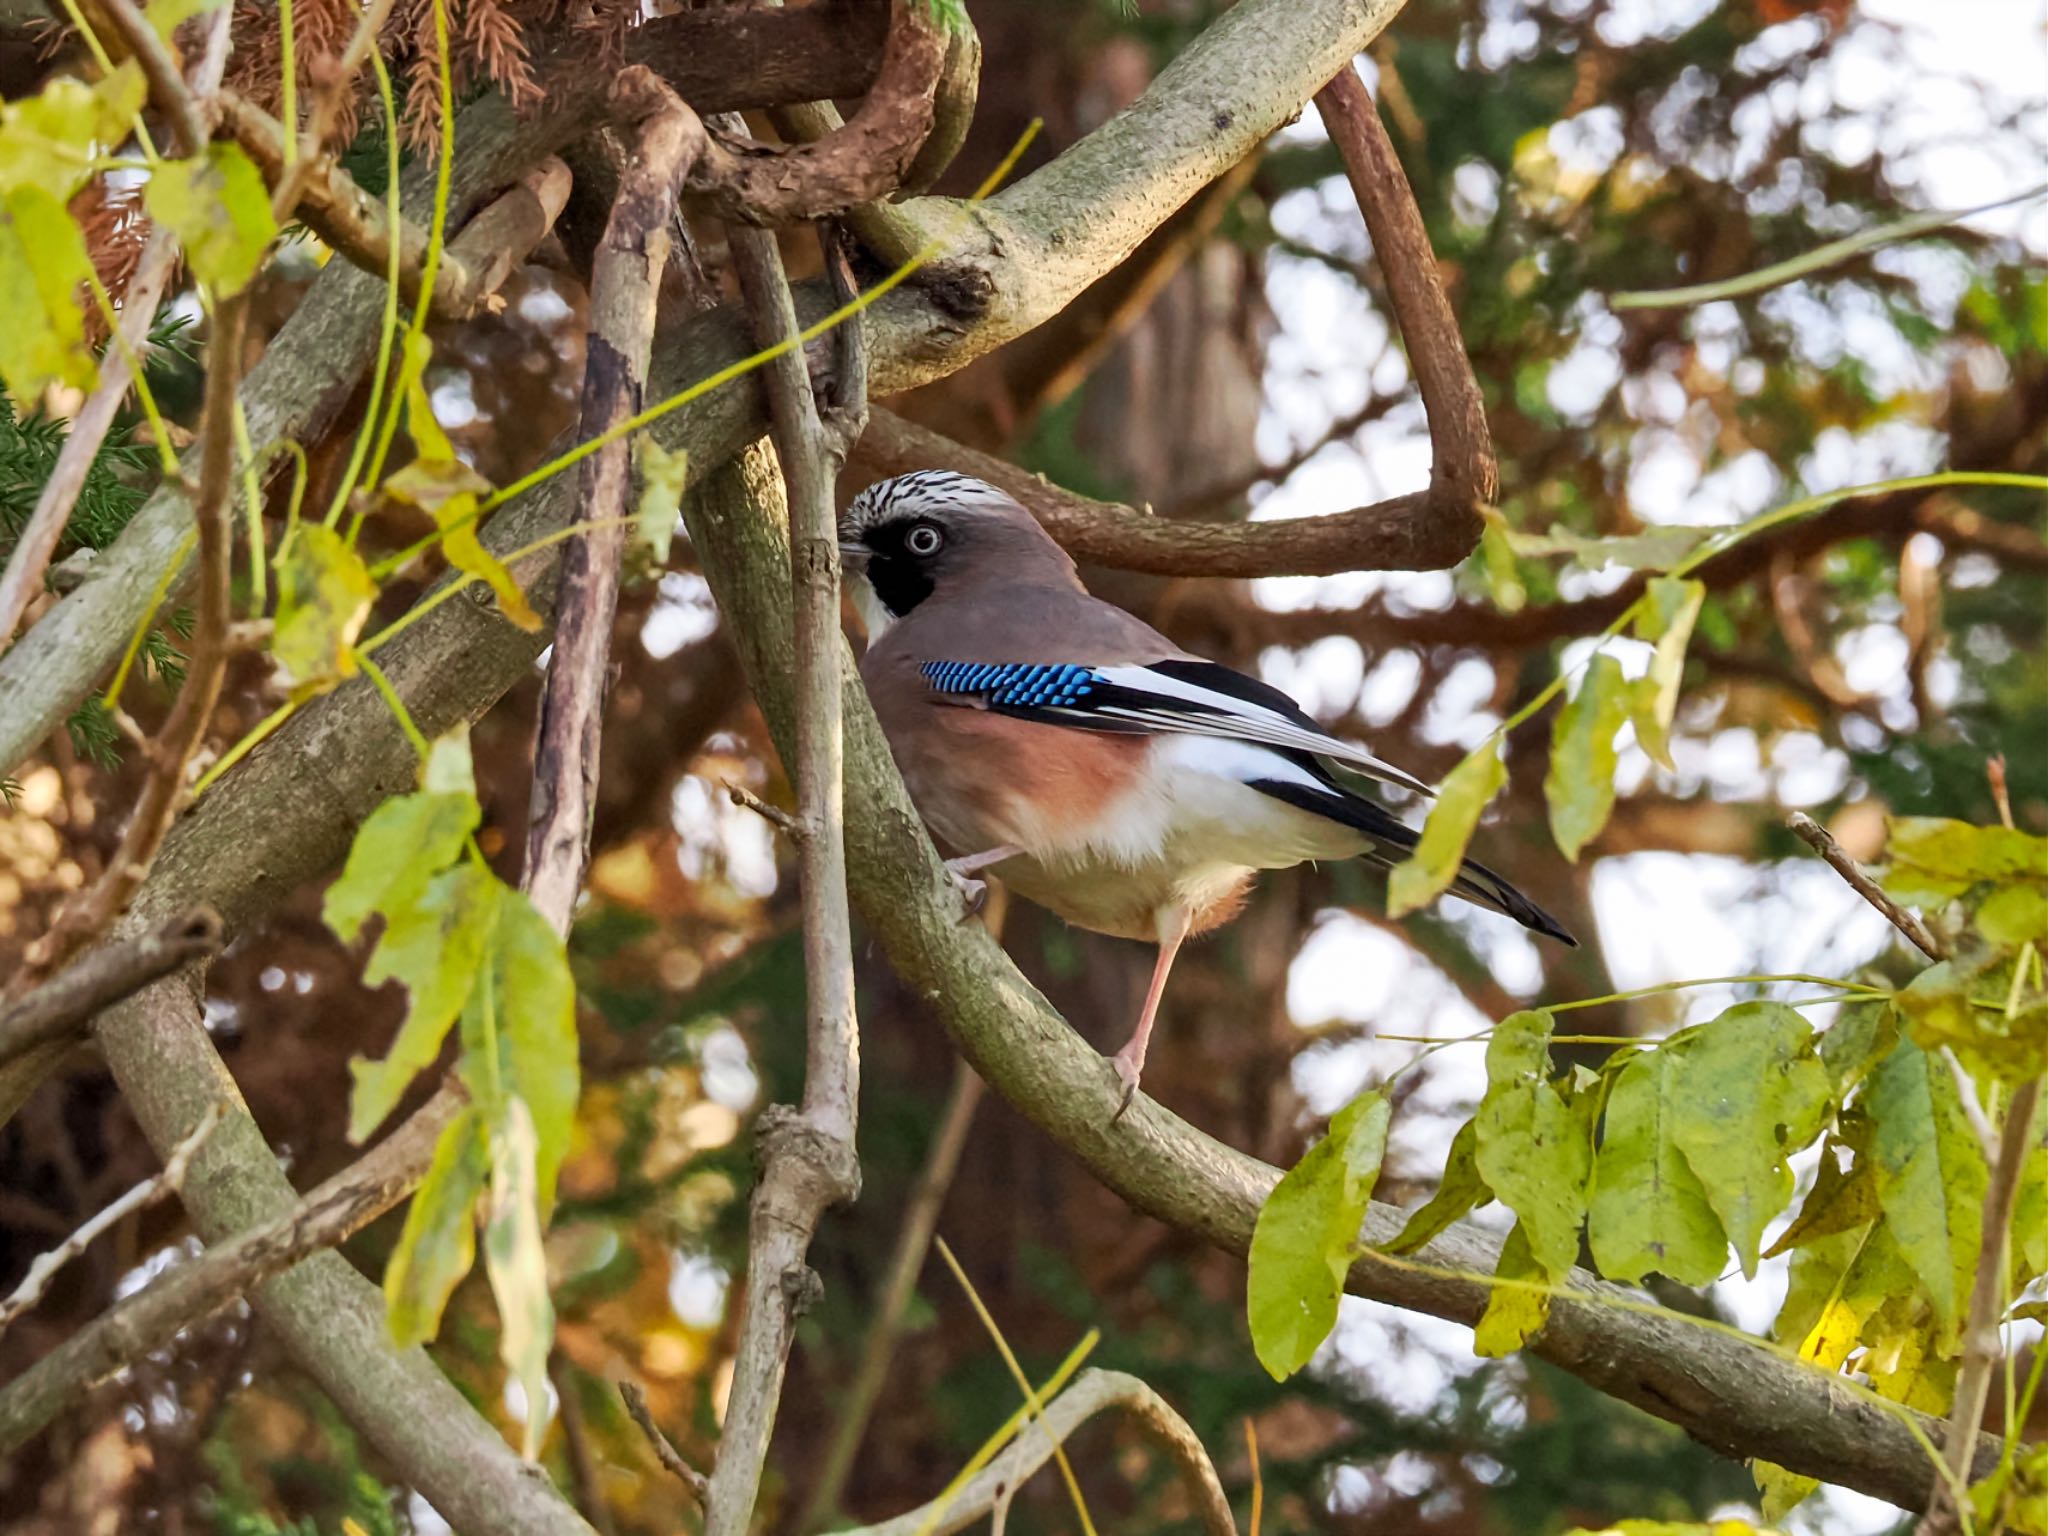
[841,470,1575,1115]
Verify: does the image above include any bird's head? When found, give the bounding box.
[839,471,1077,637]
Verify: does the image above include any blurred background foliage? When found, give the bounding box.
[1,0,2043,1531]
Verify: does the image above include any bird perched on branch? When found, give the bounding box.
[840,470,1574,1116]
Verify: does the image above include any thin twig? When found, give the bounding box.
[269,0,402,212]
[551,1354,616,1536]
[1787,811,1947,961]
[619,1380,708,1501]
[1918,1076,2042,1536]
[16,12,250,987]
[523,69,703,936]
[90,0,208,155]
[833,1370,1235,1536]
[0,907,222,1067]
[725,780,807,840]
[1159,390,1404,522]
[0,1084,462,1452]
[0,1102,223,1337]
[1314,63,1496,519]
[1988,756,2014,830]
[701,220,868,1536]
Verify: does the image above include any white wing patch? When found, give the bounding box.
[1087,665,1435,798]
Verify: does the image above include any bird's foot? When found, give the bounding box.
[1108,1047,1144,1124]
[942,860,989,924]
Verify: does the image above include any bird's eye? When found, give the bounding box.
[904,522,945,557]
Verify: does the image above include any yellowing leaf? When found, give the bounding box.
[1587,1048,1727,1285]
[0,66,147,200]
[1383,1118,1489,1255]
[144,0,227,40]
[1248,1089,1392,1379]
[634,440,688,567]
[1883,817,2048,903]
[1665,1003,1832,1277]
[423,727,477,797]
[323,791,480,943]
[1387,744,1505,919]
[472,888,580,1212]
[349,863,500,1142]
[1630,576,1705,769]
[1472,1221,1549,1357]
[145,144,279,295]
[1752,1460,1818,1524]
[385,1107,488,1347]
[1866,1037,1988,1335]
[484,1096,556,1460]
[383,345,541,631]
[1763,1139,1877,1259]
[273,525,376,688]
[1565,1522,1776,1536]
[1507,523,1715,573]
[1474,1011,1589,1281]
[1545,652,1630,862]
[0,188,96,402]
[1895,954,2048,1082]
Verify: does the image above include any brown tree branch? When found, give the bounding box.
[0,906,221,1067]
[1787,811,1945,962]
[1315,63,1497,523]
[686,0,946,227]
[524,70,702,933]
[834,1369,1235,1536]
[0,1087,460,1453]
[702,221,868,1536]
[620,1380,709,1502]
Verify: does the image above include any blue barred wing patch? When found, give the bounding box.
[921,661,1100,709]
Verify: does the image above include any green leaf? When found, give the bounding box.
[1884,817,2048,900]
[484,1096,555,1460]
[348,863,500,1142]
[144,144,279,295]
[1980,883,2048,948]
[1386,744,1506,919]
[0,188,97,402]
[1247,1089,1393,1379]
[423,728,477,798]
[1564,1522,1771,1536]
[1753,1458,1818,1523]
[1818,998,1896,1094]
[1763,1139,1878,1259]
[1665,1002,1833,1277]
[385,1107,487,1347]
[1477,519,1527,613]
[1472,1222,1548,1357]
[1586,1048,1727,1285]
[475,889,580,1213]
[1473,1011,1589,1280]
[273,525,377,689]
[1544,652,1630,862]
[0,65,147,200]
[2014,1145,2048,1275]
[323,790,480,943]
[1895,954,2048,1081]
[1506,522,1715,573]
[1629,576,1705,769]
[1866,1037,1989,1334]
[382,336,541,632]
[633,440,688,567]
[1383,1118,1490,1255]
[1774,1222,1879,1366]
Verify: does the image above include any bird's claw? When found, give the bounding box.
[944,864,989,925]
[1108,1050,1143,1124]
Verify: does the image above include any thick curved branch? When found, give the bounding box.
[837,1370,1234,1536]
[686,0,945,226]
[0,907,220,1067]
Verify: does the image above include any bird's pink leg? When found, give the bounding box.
[943,844,1022,920]
[1110,906,1192,1121]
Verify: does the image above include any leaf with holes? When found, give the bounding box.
[348,862,500,1143]
[1545,652,1631,862]
[145,144,279,295]
[1247,1089,1392,1380]
[484,1096,555,1459]
[1474,1011,1589,1283]
[1587,1048,1727,1285]
[385,1107,488,1346]
[274,525,377,689]
[1865,1036,1988,1335]
[1387,744,1506,919]
[1630,576,1705,769]
[0,189,96,402]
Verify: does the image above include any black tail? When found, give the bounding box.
[1250,778,1579,947]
